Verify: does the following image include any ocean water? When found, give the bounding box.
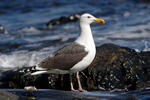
[0,0,149,69]
[5,89,150,100]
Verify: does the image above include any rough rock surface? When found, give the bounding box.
[0,25,5,34]
[46,13,82,27]
[0,89,21,100]
[139,0,150,2]
[0,44,150,91]
[83,44,150,91]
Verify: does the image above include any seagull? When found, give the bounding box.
[23,13,104,91]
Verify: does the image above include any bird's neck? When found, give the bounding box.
[75,23,95,46]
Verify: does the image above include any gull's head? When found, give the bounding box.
[80,13,104,24]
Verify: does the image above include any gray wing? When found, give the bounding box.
[38,42,88,70]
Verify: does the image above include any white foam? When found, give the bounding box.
[0,50,53,70]
[0,52,35,69]
[16,27,41,35]
[143,41,150,51]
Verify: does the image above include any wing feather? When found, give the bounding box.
[38,42,88,70]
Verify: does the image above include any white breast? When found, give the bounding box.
[70,21,96,73]
[70,41,96,73]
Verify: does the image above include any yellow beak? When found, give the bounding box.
[94,18,105,24]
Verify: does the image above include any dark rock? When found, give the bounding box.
[0,89,20,100]
[0,44,150,91]
[46,13,82,27]
[0,11,5,14]
[138,0,150,2]
[139,51,150,66]
[0,25,5,34]
[83,44,150,91]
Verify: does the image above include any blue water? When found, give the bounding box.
[5,89,150,100]
[0,0,149,68]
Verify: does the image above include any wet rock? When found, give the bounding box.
[0,11,5,14]
[0,89,21,100]
[46,13,82,28]
[0,25,5,34]
[0,44,150,91]
[83,44,150,91]
[139,0,150,2]
[139,51,150,66]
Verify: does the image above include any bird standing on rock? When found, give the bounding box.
[23,13,104,92]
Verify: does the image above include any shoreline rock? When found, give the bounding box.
[46,13,82,28]
[0,43,150,91]
[83,44,150,91]
[0,89,21,100]
[0,25,5,34]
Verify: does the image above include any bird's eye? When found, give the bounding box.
[87,16,91,18]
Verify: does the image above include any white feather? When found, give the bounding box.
[71,16,96,73]
[31,71,47,75]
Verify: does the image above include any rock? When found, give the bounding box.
[0,25,5,34]
[138,0,150,2]
[46,13,82,28]
[0,25,8,34]
[139,51,150,66]
[0,44,150,91]
[82,44,150,91]
[0,89,20,100]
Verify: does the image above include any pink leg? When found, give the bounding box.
[76,72,87,92]
[70,74,78,91]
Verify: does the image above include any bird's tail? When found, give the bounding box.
[18,66,37,76]
[18,65,47,76]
